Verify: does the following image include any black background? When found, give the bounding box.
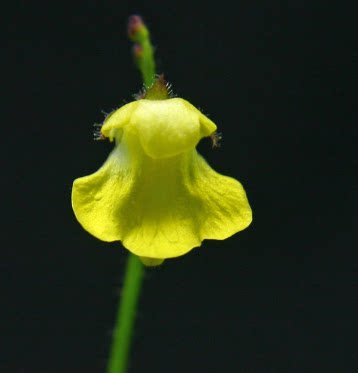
[3,1,355,372]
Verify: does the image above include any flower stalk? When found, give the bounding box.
[107,254,144,373]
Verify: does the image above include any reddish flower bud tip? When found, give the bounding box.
[128,15,144,38]
[132,44,144,58]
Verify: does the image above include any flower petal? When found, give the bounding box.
[185,151,252,241]
[72,144,134,241]
[72,145,252,259]
[101,101,138,141]
[130,98,215,159]
[181,99,217,137]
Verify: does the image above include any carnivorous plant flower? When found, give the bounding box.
[72,77,252,264]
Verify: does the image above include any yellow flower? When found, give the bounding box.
[72,82,252,265]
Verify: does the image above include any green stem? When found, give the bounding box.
[107,254,144,373]
[128,15,156,88]
[138,39,155,87]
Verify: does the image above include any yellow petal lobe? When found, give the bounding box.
[101,101,138,141]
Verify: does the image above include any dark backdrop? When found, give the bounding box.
[3,1,355,372]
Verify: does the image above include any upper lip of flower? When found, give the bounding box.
[101,97,217,159]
